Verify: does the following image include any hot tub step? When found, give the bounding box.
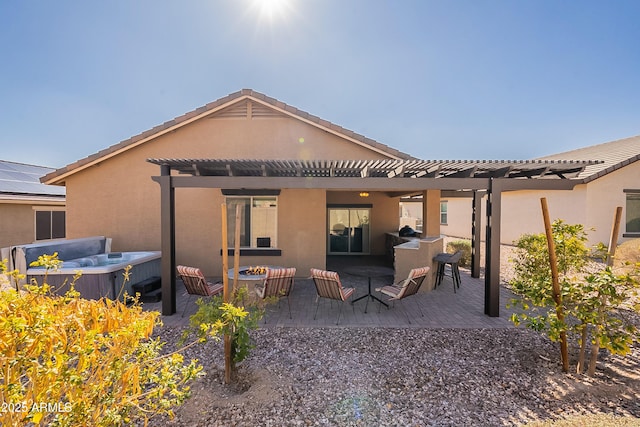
[140,289,162,303]
[132,276,161,302]
[133,276,161,293]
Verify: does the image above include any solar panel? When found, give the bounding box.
[0,160,65,196]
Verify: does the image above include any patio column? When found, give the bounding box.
[421,189,441,237]
[158,167,176,315]
[471,191,482,278]
[484,178,502,317]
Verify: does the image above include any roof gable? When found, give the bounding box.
[42,89,414,185]
[536,134,640,182]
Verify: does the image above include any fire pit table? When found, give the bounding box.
[227,266,282,301]
[228,265,277,281]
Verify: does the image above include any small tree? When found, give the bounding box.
[184,286,262,383]
[509,220,640,375]
[0,255,203,426]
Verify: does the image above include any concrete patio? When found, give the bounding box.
[146,256,520,329]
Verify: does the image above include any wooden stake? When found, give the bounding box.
[221,204,230,303]
[540,197,569,373]
[233,204,241,298]
[221,204,232,384]
[606,206,623,267]
[589,206,623,376]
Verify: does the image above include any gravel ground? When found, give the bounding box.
[147,326,640,427]
[142,239,640,426]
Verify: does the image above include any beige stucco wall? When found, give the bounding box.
[584,162,640,244]
[0,202,65,249]
[442,161,640,246]
[442,189,588,245]
[64,112,396,277]
[440,197,475,239]
[0,203,36,248]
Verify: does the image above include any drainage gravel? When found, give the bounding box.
[148,326,640,427]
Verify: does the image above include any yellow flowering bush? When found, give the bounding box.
[185,286,262,382]
[0,256,202,426]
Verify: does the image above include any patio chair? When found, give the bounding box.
[310,268,355,325]
[375,266,430,324]
[176,265,223,317]
[254,267,296,322]
[434,250,463,292]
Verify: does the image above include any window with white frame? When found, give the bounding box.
[34,209,66,240]
[625,190,640,235]
[226,196,278,248]
[440,201,448,225]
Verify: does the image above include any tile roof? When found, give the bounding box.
[536,134,640,182]
[0,160,65,198]
[42,89,415,185]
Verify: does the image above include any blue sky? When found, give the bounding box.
[1,0,639,168]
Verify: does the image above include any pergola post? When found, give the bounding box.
[421,189,441,237]
[484,178,502,317]
[471,190,482,278]
[159,167,176,315]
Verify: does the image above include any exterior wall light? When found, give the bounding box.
[359,192,370,197]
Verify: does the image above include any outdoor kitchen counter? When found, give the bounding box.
[387,233,443,291]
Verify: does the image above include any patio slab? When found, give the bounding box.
[144,263,520,329]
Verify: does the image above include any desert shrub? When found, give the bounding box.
[446,239,472,267]
[0,255,202,426]
[509,220,640,375]
[185,286,262,382]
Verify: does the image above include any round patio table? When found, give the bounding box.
[344,265,395,313]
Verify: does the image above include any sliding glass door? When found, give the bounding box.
[327,208,370,254]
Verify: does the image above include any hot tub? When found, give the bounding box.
[27,251,161,301]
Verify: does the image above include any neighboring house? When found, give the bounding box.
[0,160,66,249]
[442,135,640,246]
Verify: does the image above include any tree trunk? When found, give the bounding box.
[588,294,607,376]
[576,324,588,374]
[588,336,600,376]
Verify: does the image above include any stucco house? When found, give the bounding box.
[41,89,595,316]
[0,160,66,249]
[441,135,640,246]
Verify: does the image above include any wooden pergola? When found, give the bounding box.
[149,158,598,317]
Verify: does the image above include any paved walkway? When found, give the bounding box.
[147,261,520,329]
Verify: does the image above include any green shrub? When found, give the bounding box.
[0,255,202,426]
[184,286,262,382]
[446,240,472,267]
[508,220,640,375]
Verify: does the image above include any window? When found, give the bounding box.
[328,207,370,254]
[35,210,66,240]
[625,190,640,236]
[440,201,448,225]
[226,196,277,248]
